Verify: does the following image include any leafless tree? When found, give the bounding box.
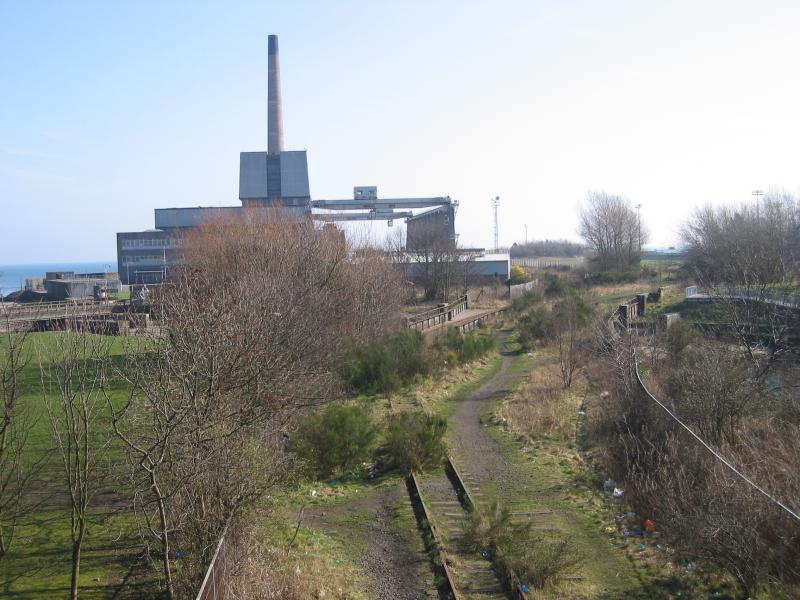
[41,327,112,600]
[391,219,474,302]
[0,321,45,559]
[681,192,800,374]
[551,293,592,388]
[111,211,404,596]
[578,191,648,272]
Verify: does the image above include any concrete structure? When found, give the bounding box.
[116,34,465,284]
[267,34,284,155]
[471,253,510,279]
[43,271,121,300]
[117,229,181,285]
[406,204,456,251]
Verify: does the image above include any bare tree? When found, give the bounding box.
[551,293,592,388]
[578,191,647,272]
[681,193,800,374]
[110,211,404,596]
[41,327,111,600]
[0,321,45,559]
[393,219,474,302]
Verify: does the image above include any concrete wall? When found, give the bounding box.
[405,205,455,251]
[239,150,310,206]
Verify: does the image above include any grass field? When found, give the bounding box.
[1,332,156,599]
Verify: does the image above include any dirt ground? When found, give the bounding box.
[304,480,436,600]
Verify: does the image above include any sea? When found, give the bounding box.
[0,261,118,296]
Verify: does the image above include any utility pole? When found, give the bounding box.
[752,189,764,219]
[524,224,528,245]
[491,196,500,252]
[634,203,643,253]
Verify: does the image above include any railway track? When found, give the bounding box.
[415,463,508,599]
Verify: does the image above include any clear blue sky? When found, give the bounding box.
[2,0,800,262]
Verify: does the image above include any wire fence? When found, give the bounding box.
[195,526,232,600]
[632,348,800,524]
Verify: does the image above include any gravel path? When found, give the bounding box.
[305,481,435,600]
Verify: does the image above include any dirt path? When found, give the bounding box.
[304,481,436,600]
[446,332,642,598]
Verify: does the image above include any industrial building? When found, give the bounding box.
[117,34,500,284]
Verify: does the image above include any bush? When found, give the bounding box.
[462,501,576,590]
[542,272,565,296]
[442,327,496,364]
[507,265,531,285]
[511,290,543,313]
[289,404,378,478]
[518,306,552,350]
[382,411,447,474]
[338,329,430,395]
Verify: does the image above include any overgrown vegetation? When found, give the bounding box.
[462,501,576,590]
[588,323,800,597]
[381,411,448,474]
[510,239,586,258]
[289,404,378,478]
[338,327,496,396]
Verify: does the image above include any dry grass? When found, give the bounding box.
[223,517,370,600]
[498,355,579,439]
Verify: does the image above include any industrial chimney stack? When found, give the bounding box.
[267,34,284,154]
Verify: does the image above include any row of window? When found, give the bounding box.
[120,255,173,266]
[121,238,183,249]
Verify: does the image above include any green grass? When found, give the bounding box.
[1,332,152,599]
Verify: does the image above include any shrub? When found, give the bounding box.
[382,411,447,474]
[507,265,531,285]
[386,329,430,382]
[511,290,543,313]
[518,306,552,350]
[442,327,496,364]
[462,501,576,590]
[289,404,378,478]
[338,329,430,395]
[542,272,565,296]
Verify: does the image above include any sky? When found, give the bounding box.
[2,0,800,263]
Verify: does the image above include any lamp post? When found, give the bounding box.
[491,196,500,252]
[634,203,643,253]
[752,189,764,219]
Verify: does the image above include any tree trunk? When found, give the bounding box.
[70,533,83,600]
[152,474,174,600]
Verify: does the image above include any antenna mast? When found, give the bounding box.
[491,196,500,252]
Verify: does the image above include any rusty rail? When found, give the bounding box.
[407,471,462,600]
[447,456,530,600]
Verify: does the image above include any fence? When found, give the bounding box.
[511,257,581,269]
[0,299,112,323]
[509,280,537,299]
[195,525,232,600]
[685,285,800,308]
[407,295,468,331]
[632,349,800,524]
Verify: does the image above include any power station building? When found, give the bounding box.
[116,35,477,285]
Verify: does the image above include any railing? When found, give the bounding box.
[195,526,232,600]
[0,300,113,324]
[686,285,800,308]
[407,295,468,331]
[511,257,580,269]
[449,307,504,335]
